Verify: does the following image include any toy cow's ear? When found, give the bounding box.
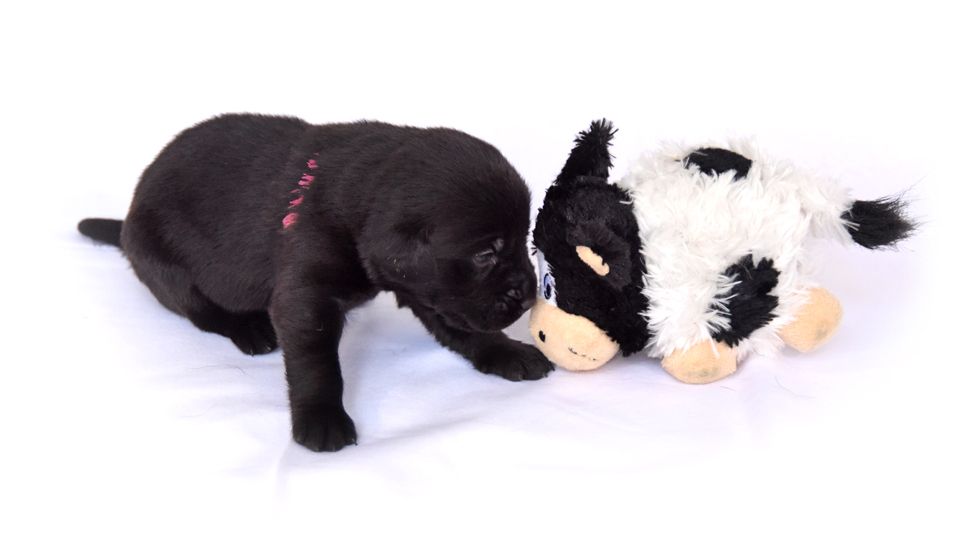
[568,221,633,290]
[555,119,616,185]
[576,246,610,276]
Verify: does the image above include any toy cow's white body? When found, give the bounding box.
[620,141,855,361]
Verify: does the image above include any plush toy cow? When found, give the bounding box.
[529,120,914,383]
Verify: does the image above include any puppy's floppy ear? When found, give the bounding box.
[567,220,633,290]
[555,119,616,185]
[392,218,437,270]
[394,218,432,246]
[371,218,434,282]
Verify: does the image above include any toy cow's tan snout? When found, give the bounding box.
[529,300,619,371]
[661,287,844,384]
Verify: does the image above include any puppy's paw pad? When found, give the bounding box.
[229,312,278,356]
[292,405,358,452]
[475,342,554,382]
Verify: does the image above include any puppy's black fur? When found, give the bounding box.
[79,113,551,452]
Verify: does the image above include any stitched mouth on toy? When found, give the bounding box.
[567,347,599,362]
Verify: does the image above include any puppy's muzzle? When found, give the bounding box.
[497,276,536,315]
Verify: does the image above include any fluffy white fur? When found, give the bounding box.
[617,140,855,360]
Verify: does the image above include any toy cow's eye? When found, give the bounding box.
[543,273,555,300]
[536,250,558,304]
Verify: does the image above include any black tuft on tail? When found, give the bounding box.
[841,196,915,249]
[555,119,616,185]
[78,218,123,247]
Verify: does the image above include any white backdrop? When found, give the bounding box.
[2,1,973,547]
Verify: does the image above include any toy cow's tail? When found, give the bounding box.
[78,218,123,247]
[841,195,915,249]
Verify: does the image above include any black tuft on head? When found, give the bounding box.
[841,195,916,249]
[683,148,752,181]
[555,119,616,185]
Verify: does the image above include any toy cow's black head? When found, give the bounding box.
[529,120,650,370]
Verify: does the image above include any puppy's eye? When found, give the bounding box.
[473,248,497,268]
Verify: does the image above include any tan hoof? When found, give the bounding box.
[779,287,842,353]
[661,340,737,384]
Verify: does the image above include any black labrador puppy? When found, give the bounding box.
[79,114,552,451]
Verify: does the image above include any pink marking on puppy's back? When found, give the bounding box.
[282,154,321,231]
[282,212,299,229]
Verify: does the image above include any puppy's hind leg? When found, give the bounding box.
[127,253,277,355]
[183,286,278,356]
[122,212,278,355]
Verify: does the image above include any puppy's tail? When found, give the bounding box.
[78,218,123,247]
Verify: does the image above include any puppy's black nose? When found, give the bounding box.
[506,288,534,313]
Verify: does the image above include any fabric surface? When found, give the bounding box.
[4,214,958,546]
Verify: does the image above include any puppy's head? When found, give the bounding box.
[365,129,536,332]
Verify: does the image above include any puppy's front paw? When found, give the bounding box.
[474,341,554,381]
[291,405,357,452]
